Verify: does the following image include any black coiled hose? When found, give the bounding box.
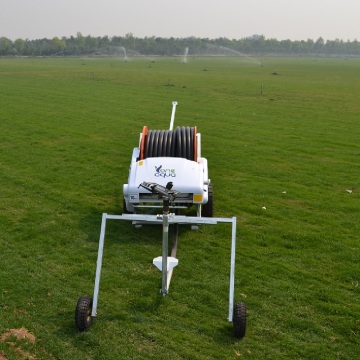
[142,126,196,161]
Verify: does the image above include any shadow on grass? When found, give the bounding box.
[79,204,193,248]
[56,311,242,350]
[79,186,196,248]
[213,324,244,345]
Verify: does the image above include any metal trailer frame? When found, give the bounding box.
[75,103,247,338]
[91,212,238,323]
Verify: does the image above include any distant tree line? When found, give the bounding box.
[1,32,360,57]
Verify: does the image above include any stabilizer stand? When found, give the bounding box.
[139,181,179,296]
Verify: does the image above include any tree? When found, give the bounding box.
[315,37,325,53]
[280,39,292,53]
[124,32,135,49]
[75,32,85,53]
[14,38,26,54]
[51,36,66,54]
[0,37,11,55]
[85,35,98,53]
[306,39,315,53]
[2,33,360,57]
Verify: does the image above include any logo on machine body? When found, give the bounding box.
[154,165,176,178]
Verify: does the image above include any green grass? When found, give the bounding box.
[0,56,359,359]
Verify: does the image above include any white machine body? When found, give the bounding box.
[123,147,209,213]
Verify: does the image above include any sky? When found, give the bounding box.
[1,0,359,41]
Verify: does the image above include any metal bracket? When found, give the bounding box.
[91,213,237,322]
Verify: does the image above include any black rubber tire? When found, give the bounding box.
[202,183,213,217]
[75,296,94,332]
[233,301,246,339]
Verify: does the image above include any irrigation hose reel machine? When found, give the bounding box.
[75,102,247,339]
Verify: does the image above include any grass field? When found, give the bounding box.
[0,55,359,359]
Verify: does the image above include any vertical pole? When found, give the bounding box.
[161,199,170,295]
[169,101,178,131]
[228,217,237,321]
[166,223,178,290]
[92,213,107,317]
[196,133,201,159]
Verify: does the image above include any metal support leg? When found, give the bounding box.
[167,224,178,290]
[91,213,107,317]
[228,217,237,321]
[161,211,169,295]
